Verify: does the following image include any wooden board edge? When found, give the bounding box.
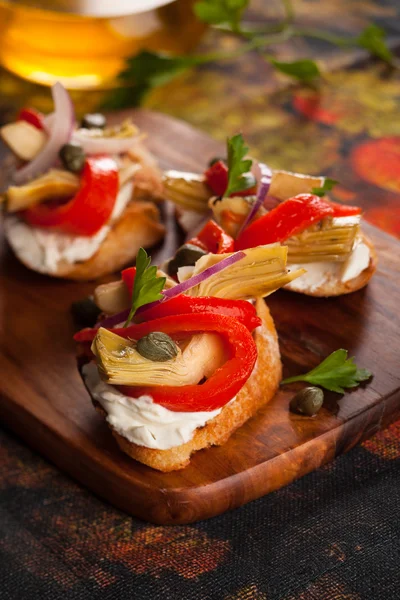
[1,384,399,525]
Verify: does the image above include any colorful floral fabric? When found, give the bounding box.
[0,422,399,599]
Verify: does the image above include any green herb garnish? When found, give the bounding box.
[110,51,201,108]
[312,177,338,197]
[105,0,395,109]
[225,134,253,198]
[357,24,393,64]
[281,349,372,393]
[194,0,249,32]
[123,248,166,327]
[269,58,321,83]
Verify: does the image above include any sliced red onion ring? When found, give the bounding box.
[42,112,54,134]
[236,162,272,238]
[161,251,245,300]
[96,251,246,329]
[71,130,142,155]
[97,309,130,329]
[14,83,75,184]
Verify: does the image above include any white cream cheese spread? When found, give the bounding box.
[5,181,133,274]
[288,239,370,293]
[287,216,370,292]
[82,362,223,450]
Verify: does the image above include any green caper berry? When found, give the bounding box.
[137,332,178,362]
[208,156,226,167]
[59,142,85,173]
[289,386,324,417]
[167,244,208,277]
[71,296,101,328]
[81,113,106,130]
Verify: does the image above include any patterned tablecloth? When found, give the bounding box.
[1,1,400,599]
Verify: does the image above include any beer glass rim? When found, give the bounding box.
[1,0,175,17]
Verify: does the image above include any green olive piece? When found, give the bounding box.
[289,386,324,416]
[81,113,106,130]
[71,296,101,328]
[59,142,86,173]
[137,332,179,362]
[167,244,208,277]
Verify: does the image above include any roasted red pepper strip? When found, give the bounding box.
[189,220,235,254]
[24,156,119,236]
[17,107,44,130]
[73,295,261,343]
[235,193,362,250]
[117,313,257,411]
[121,267,136,296]
[205,160,256,197]
[138,295,261,330]
[205,160,229,197]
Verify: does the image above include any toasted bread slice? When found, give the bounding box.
[86,298,281,472]
[5,201,165,281]
[54,202,165,280]
[285,234,377,297]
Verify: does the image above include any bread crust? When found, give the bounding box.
[7,201,165,281]
[87,298,282,472]
[285,233,377,297]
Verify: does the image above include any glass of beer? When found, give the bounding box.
[0,0,205,89]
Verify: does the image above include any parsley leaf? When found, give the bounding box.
[281,349,372,393]
[357,24,393,64]
[225,134,253,197]
[312,177,338,197]
[194,0,249,30]
[115,51,200,107]
[124,248,166,327]
[270,58,321,82]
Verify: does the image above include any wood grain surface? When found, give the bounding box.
[1,110,400,525]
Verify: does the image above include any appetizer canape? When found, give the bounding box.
[1,83,164,280]
[162,135,376,297]
[74,219,304,471]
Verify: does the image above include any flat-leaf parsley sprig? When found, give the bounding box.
[124,248,166,327]
[281,349,372,394]
[312,178,338,197]
[225,134,254,197]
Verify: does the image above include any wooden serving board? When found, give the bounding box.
[1,110,400,525]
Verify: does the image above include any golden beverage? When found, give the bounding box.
[0,0,205,88]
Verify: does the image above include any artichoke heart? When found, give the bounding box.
[94,269,176,315]
[209,195,264,238]
[84,118,139,139]
[287,216,360,263]
[6,169,79,213]
[92,327,226,387]
[1,120,47,162]
[162,170,211,213]
[269,170,324,200]
[187,244,305,299]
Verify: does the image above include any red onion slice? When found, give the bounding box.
[161,251,245,300]
[97,309,130,329]
[42,112,54,134]
[72,130,142,155]
[14,83,75,184]
[96,251,246,329]
[236,162,272,238]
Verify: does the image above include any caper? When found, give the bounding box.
[137,332,178,362]
[59,142,85,173]
[167,244,208,277]
[81,113,106,130]
[289,386,324,416]
[208,156,226,167]
[71,296,101,328]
